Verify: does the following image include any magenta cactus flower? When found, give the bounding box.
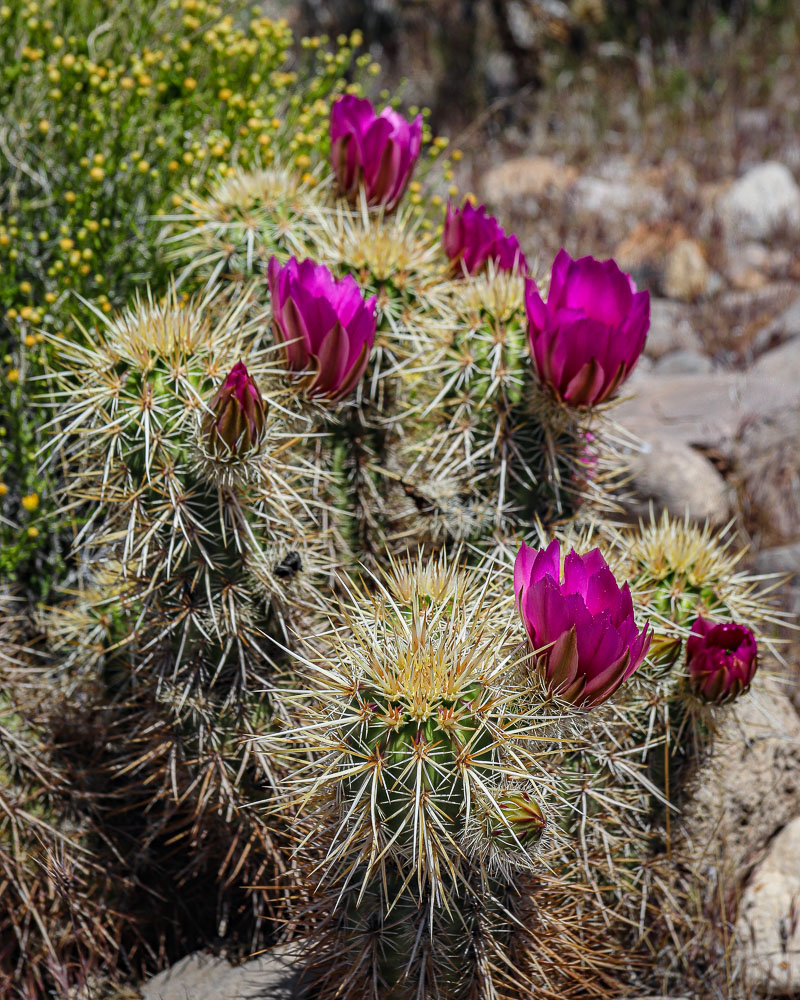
[267,256,377,401]
[329,94,422,211]
[686,617,758,703]
[443,201,528,276]
[203,361,267,456]
[514,538,651,709]
[525,249,650,407]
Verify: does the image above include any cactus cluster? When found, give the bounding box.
[0,17,789,1000]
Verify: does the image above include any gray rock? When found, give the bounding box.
[754,543,800,578]
[644,299,702,360]
[142,946,303,1000]
[751,293,800,356]
[570,173,668,234]
[717,162,800,243]
[735,397,800,546]
[625,438,730,524]
[752,544,800,626]
[614,371,800,458]
[751,335,800,383]
[684,676,800,877]
[653,349,714,375]
[737,816,800,995]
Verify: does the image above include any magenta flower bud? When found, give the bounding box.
[443,201,528,276]
[686,617,758,703]
[514,539,651,710]
[525,249,650,407]
[203,360,267,456]
[267,256,377,401]
[329,94,422,211]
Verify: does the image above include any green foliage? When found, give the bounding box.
[0,0,370,595]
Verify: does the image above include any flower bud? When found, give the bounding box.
[267,256,377,401]
[514,539,651,709]
[443,200,527,276]
[483,789,546,852]
[686,616,758,703]
[202,361,266,456]
[526,249,649,407]
[329,94,422,212]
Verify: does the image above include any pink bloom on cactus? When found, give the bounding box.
[686,617,758,703]
[329,94,423,211]
[203,360,267,456]
[525,249,650,407]
[267,256,377,401]
[443,201,528,276]
[514,539,651,709]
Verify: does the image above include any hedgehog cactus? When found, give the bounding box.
[263,549,655,998]
[6,17,787,1000]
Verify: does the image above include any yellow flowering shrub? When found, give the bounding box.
[0,0,370,591]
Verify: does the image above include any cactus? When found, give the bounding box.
[262,550,648,999]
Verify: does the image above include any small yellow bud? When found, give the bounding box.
[137,160,150,173]
[7,369,20,383]
[0,483,7,497]
[38,119,50,134]
[27,526,40,539]
[183,76,197,90]
[19,281,32,295]
[25,334,36,347]
[89,166,105,181]
[59,237,74,251]
[64,191,76,203]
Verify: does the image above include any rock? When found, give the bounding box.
[663,239,710,301]
[716,162,800,243]
[614,371,800,458]
[684,676,800,878]
[753,543,800,625]
[751,336,800,383]
[625,439,730,524]
[570,170,669,240]
[750,293,800,355]
[614,222,688,294]
[644,299,702,360]
[709,282,800,360]
[735,396,800,546]
[737,816,800,995]
[481,156,578,203]
[142,946,303,1000]
[652,349,714,375]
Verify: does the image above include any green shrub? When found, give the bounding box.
[0,0,372,595]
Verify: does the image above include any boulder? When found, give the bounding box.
[614,371,800,458]
[750,293,800,356]
[652,349,714,375]
[716,162,800,243]
[481,155,578,204]
[737,816,800,995]
[644,299,702,360]
[625,438,730,524]
[735,394,800,546]
[684,677,800,878]
[570,167,668,242]
[142,946,303,1000]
